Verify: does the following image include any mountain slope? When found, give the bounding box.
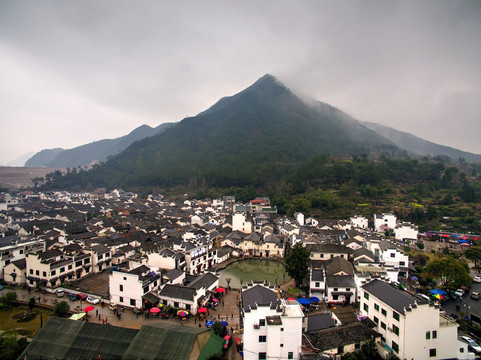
[82,74,395,188]
[25,148,64,167]
[26,123,175,168]
[363,121,481,162]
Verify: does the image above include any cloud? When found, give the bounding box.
[1,0,480,164]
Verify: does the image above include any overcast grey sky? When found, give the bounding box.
[1,0,480,165]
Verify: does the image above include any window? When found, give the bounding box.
[76,261,82,267]
[288,352,293,359]
[130,299,136,306]
[432,330,437,339]
[315,282,320,287]
[355,343,360,350]
[346,288,350,291]
[30,269,33,275]
[333,295,339,300]
[43,271,46,277]
[429,349,436,357]
[364,293,369,300]
[60,267,64,273]
[400,261,405,266]
[381,309,387,316]
[259,335,266,343]
[320,254,324,258]
[392,341,399,353]
[337,346,344,354]
[334,288,338,291]
[374,304,379,311]
[174,302,179,307]
[281,328,284,332]
[390,253,395,258]
[186,304,191,310]
[98,254,103,261]
[381,322,386,330]
[280,344,283,347]
[51,270,56,276]
[36,270,39,276]
[393,311,400,321]
[310,253,314,257]
[84,258,90,264]
[363,303,369,312]
[259,352,266,360]
[426,331,431,339]
[68,265,72,270]
[374,316,379,324]
[119,284,123,292]
[259,319,266,326]
[119,296,124,303]
[393,325,399,336]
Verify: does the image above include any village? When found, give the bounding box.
[0,190,478,359]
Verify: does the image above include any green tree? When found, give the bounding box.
[53,301,70,317]
[0,332,28,360]
[0,292,17,308]
[426,257,472,290]
[212,321,226,337]
[284,243,311,288]
[28,297,36,311]
[465,246,481,268]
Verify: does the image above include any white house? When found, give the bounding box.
[242,284,304,360]
[394,222,419,242]
[350,215,368,229]
[109,265,161,309]
[360,279,459,360]
[374,213,397,232]
[232,213,253,234]
[0,236,44,279]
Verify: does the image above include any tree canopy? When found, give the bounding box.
[284,243,311,288]
[426,256,472,290]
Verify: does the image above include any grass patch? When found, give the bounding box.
[0,306,53,338]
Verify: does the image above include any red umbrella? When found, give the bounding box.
[84,305,95,312]
[216,287,226,293]
[198,307,207,313]
[150,307,160,313]
[286,298,295,301]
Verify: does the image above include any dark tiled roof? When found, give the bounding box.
[311,269,324,281]
[306,323,380,351]
[325,275,356,288]
[159,284,196,301]
[307,313,335,332]
[325,257,354,276]
[362,279,417,313]
[242,284,277,311]
[186,272,218,290]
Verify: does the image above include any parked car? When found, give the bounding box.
[455,289,465,298]
[55,289,64,298]
[471,291,480,300]
[86,296,100,304]
[76,293,88,301]
[461,336,481,354]
[474,275,481,283]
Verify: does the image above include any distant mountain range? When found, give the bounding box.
[40,74,481,190]
[25,123,175,168]
[362,121,481,162]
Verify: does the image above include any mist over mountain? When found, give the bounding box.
[25,123,175,168]
[61,74,395,189]
[363,121,481,162]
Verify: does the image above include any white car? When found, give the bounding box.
[455,289,465,298]
[473,275,481,283]
[461,336,481,354]
[86,296,100,304]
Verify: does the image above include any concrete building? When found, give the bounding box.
[242,284,304,360]
[360,279,459,359]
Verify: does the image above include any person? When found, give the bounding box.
[96,309,98,316]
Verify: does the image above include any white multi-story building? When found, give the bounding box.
[360,279,459,360]
[233,213,253,234]
[394,222,419,242]
[350,215,368,229]
[0,236,44,279]
[374,213,397,232]
[109,265,161,309]
[242,284,304,360]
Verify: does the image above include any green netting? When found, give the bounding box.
[197,332,225,360]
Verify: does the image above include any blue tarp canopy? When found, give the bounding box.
[429,289,447,296]
[309,297,320,303]
[297,298,311,305]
